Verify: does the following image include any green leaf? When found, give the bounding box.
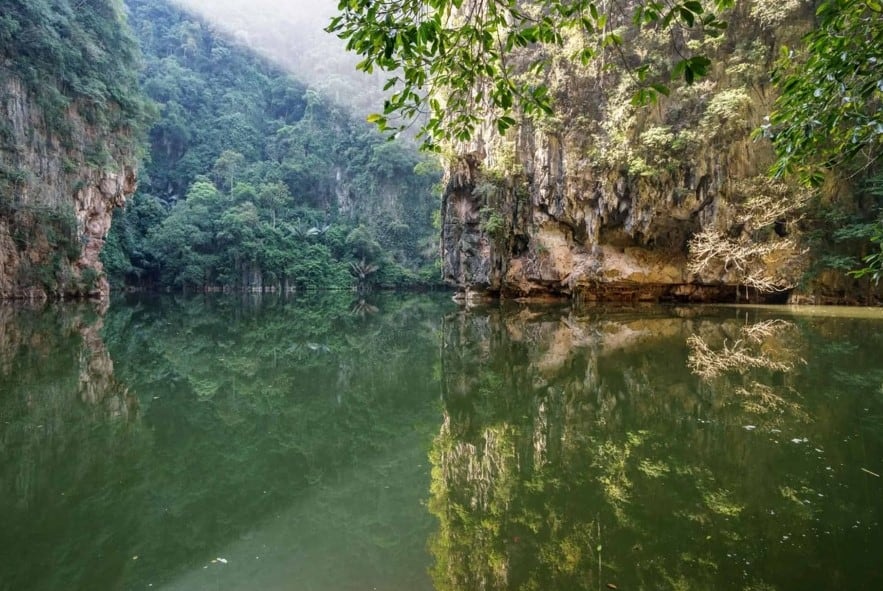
[651,83,671,97]
[496,116,517,134]
[679,7,695,27]
[690,55,711,77]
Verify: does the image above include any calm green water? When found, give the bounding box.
[1,294,881,591]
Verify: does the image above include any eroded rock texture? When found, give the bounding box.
[441,3,817,303]
[0,74,137,300]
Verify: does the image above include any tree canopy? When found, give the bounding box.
[766,0,882,283]
[328,0,733,147]
[0,0,151,149]
[329,0,883,284]
[103,0,443,292]
[767,0,882,181]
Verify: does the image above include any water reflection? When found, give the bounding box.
[0,302,143,591]
[1,293,449,591]
[431,305,883,590]
[1,298,881,591]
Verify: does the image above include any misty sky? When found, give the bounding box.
[170,0,385,115]
[175,0,335,28]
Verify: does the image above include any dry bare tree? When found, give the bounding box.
[688,177,811,293]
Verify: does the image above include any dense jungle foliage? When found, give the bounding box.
[0,0,150,154]
[331,0,883,286]
[2,0,880,295]
[101,0,442,292]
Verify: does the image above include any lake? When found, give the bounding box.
[1,294,881,590]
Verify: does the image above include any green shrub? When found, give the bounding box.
[479,207,506,239]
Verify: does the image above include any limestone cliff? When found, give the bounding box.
[441,1,850,303]
[0,0,146,300]
[0,73,138,300]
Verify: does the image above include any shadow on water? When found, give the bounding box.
[1,296,881,590]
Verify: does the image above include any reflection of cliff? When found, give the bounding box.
[73,312,138,423]
[95,293,449,589]
[0,303,137,427]
[3,294,451,591]
[431,306,883,591]
[0,302,142,591]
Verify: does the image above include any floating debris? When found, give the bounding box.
[860,467,880,477]
[743,425,756,431]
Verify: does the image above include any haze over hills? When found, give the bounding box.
[96,0,442,292]
[169,0,387,117]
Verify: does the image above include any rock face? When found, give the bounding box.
[0,74,137,300]
[440,4,822,303]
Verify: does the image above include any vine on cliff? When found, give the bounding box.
[328,0,732,148]
[0,0,151,155]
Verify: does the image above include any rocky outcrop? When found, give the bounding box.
[440,2,861,303]
[0,74,137,300]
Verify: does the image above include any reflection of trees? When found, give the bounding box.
[431,307,883,591]
[2,293,451,591]
[97,292,449,589]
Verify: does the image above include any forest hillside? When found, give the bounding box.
[1,0,880,303]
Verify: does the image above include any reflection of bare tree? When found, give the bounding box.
[687,333,793,379]
[687,320,800,380]
[732,382,806,422]
[687,319,809,423]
